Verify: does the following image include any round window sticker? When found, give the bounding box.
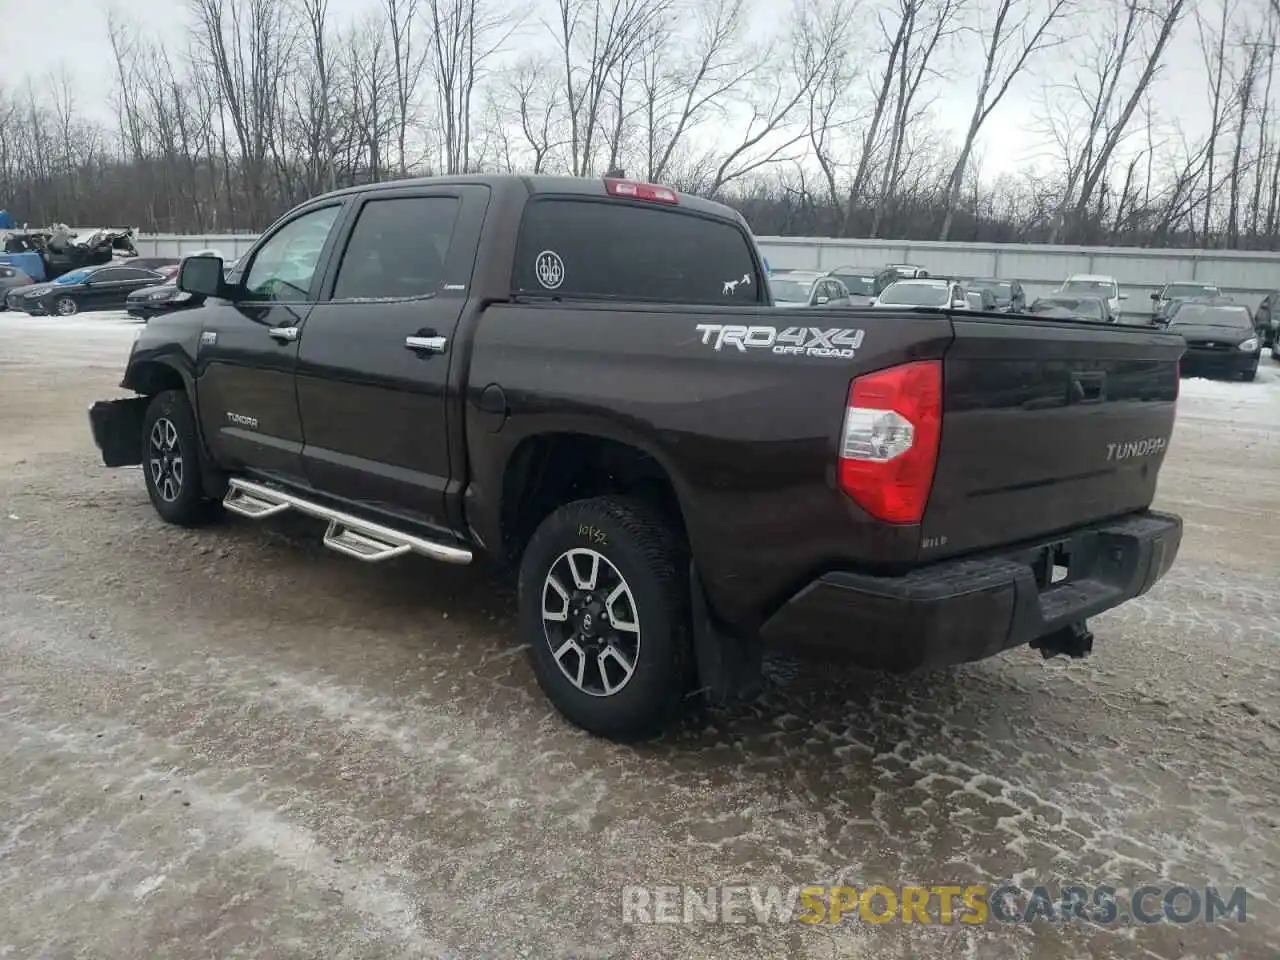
[535,250,565,289]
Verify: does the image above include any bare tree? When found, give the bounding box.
[705,0,851,198]
[937,0,1075,239]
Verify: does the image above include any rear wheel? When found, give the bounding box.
[141,390,221,526]
[518,496,693,741]
[53,296,78,316]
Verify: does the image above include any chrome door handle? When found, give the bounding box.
[405,335,447,353]
[268,325,299,342]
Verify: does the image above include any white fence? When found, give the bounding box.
[755,236,1280,319]
[131,231,1280,319]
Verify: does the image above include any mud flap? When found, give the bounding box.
[87,397,149,467]
[689,565,763,706]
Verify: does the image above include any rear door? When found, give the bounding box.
[294,185,489,533]
[922,317,1184,559]
[195,201,346,484]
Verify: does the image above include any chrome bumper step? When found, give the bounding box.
[222,477,472,565]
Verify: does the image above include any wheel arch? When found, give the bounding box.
[497,430,693,568]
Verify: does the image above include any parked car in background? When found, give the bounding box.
[1251,290,1280,347]
[1167,303,1261,381]
[17,263,166,316]
[1150,281,1220,322]
[1058,274,1125,321]
[1027,295,1111,323]
[965,287,998,311]
[872,278,966,309]
[127,257,242,321]
[964,277,1025,312]
[0,264,33,308]
[768,270,852,308]
[1158,295,1236,325]
[873,263,930,295]
[124,256,182,280]
[824,266,877,304]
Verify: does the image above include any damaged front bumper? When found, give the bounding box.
[88,396,150,467]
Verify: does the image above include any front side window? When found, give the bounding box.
[332,196,460,300]
[244,205,341,302]
[513,199,762,304]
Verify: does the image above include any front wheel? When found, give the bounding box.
[1241,365,1258,382]
[141,390,221,526]
[518,496,693,741]
[53,296,78,316]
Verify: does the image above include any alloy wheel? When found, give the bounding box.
[148,417,184,503]
[541,548,641,697]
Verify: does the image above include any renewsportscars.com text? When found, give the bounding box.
[621,884,1249,926]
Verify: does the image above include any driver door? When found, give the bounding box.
[195,201,347,485]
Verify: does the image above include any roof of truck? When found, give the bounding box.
[308,174,745,224]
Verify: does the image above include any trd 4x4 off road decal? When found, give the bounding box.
[694,323,864,359]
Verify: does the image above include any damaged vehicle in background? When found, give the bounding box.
[1,225,138,282]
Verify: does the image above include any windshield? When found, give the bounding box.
[970,279,1012,298]
[1164,283,1218,299]
[1170,307,1252,329]
[879,282,949,307]
[1061,279,1118,298]
[769,277,812,302]
[832,274,875,296]
[55,268,94,285]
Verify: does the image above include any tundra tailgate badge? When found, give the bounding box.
[1106,437,1168,461]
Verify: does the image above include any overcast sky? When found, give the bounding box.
[0,0,1215,181]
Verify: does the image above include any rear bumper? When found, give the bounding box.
[1181,347,1258,373]
[759,511,1183,672]
[88,396,149,467]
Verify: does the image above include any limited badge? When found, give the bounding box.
[535,250,565,289]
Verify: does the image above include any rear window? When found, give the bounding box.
[512,198,762,304]
[832,274,875,295]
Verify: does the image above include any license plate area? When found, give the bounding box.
[1031,540,1072,589]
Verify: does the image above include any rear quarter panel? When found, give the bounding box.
[464,303,953,630]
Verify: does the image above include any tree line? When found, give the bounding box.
[1,0,1279,248]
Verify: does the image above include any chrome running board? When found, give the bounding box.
[223,477,472,565]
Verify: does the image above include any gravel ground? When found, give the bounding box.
[1,312,1278,959]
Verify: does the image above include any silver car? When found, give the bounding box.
[769,271,852,308]
[872,278,968,309]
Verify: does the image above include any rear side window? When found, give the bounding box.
[332,197,460,300]
[512,199,762,304]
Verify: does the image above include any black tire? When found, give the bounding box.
[53,295,78,316]
[141,390,220,526]
[518,495,693,741]
[1241,366,1257,382]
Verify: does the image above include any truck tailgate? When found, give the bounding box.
[922,317,1184,559]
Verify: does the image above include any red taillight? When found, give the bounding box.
[837,359,943,524]
[604,178,678,204]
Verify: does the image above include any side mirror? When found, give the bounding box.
[1150,292,1160,300]
[178,255,227,298]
